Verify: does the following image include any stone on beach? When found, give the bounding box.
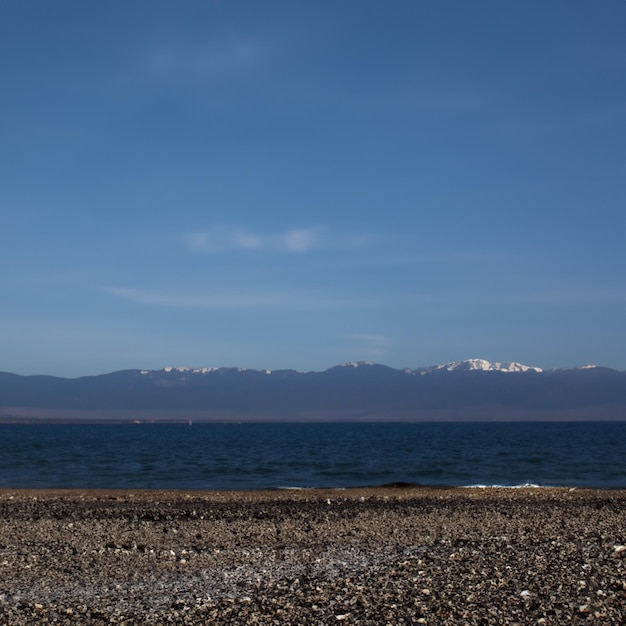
[0,487,625,624]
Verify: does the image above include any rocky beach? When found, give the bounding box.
[0,487,624,625]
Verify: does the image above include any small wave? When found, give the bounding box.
[462,482,549,489]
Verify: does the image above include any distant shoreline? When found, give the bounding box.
[2,408,625,424]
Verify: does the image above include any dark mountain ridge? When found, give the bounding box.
[1,360,625,422]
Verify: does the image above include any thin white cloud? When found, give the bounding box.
[102,286,368,311]
[183,226,375,255]
[343,234,375,249]
[147,36,267,77]
[282,228,319,253]
[512,290,626,304]
[183,227,322,254]
[0,268,108,288]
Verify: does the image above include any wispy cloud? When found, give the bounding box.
[102,286,368,311]
[512,289,626,304]
[146,36,267,77]
[183,226,368,255]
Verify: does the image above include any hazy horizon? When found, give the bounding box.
[2,357,624,380]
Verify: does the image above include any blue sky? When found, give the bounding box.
[1,1,625,377]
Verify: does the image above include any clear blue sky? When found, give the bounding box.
[2,1,625,377]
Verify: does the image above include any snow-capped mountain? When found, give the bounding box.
[420,358,544,373]
[0,360,624,422]
[150,359,547,377]
[337,361,375,368]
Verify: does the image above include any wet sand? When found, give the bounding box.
[0,487,625,624]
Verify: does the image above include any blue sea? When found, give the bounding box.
[0,422,624,490]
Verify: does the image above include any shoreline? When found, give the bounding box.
[1,483,625,495]
[1,487,625,624]
[3,412,626,423]
[0,483,626,494]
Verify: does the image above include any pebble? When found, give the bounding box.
[0,487,624,624]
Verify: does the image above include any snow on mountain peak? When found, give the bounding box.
[432,359,543,373]
[162,366,219,374]
[137,361,611,377]
[152,366,274,375]
[339,361,375,368]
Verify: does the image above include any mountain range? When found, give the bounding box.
[1,359,625,422]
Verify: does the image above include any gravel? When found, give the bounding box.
[0,487,624,624]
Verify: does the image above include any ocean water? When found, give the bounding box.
[0,422,624,490]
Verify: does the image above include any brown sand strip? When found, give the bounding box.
[0,487,625,624]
